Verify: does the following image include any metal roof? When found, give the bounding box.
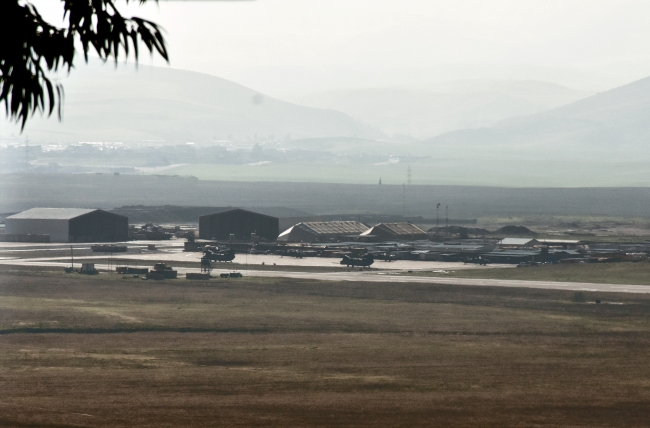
[428,244,488,252]
[278,221,369,241]
[360,223,426,237]
[200,208,278,220]
[498,238,539,246]
[7,208,97,220]
[300,221,369,235]
[537,239,583,245]
[485,250,539,256]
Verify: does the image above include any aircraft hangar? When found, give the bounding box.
[199,208,279,241]
[5,208,128,243]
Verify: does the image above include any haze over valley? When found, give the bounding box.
[3,61,650,187]
[295,80,591,139]
[4,0,650,189]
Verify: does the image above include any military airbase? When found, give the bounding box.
[3,202,650,427]
[3,204,650,276]
[8,1,650,425]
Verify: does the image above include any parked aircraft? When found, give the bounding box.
[203,247,236,262]
[340,254,374,268]
[463,256,490,265]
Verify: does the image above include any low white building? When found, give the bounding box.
[497,238,540,248]
[537,239,585,250]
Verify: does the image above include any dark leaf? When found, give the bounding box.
[1,0,168,130]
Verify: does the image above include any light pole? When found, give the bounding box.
[445,205,449,231]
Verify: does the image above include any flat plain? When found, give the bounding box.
[2,266,650,427]
[5,173,650,218]
[417,261,650,285]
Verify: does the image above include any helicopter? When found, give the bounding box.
[340,254,374,268]
[203,247,236,262]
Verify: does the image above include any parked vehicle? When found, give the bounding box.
[146,263,177,279]
[464,256,491,265]
[91,245,127,253]
[517,261,540,268]
[220,272,243,278]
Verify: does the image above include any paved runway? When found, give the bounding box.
[257,270,650,294]
[2,257,649,295]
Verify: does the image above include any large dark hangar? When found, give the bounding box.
[5,208,128,243]
[199,208,279,241]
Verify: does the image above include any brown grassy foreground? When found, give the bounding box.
[2,267,650,427]
[417,261,650,285]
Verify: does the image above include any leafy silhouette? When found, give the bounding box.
[1,0,168,130]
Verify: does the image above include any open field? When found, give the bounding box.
[5,174,650,221]
[2,267,650,427]
[417,261,650,285]
[158,160,650,187]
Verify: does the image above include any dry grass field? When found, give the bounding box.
[2,266,650,427]
[418,261,650,285]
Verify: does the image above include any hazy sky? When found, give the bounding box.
[31,0,650,97]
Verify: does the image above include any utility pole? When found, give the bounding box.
[436,203,441,229]
[445,205,449,230]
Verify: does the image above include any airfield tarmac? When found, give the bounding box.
[7,252,500,272]
[0,240,500,271]
[2,240,650,294]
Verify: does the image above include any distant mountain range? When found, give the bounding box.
[5,59,650,169]
[424,76,650,158]
[296,80,591,139]
[1,61,382,144]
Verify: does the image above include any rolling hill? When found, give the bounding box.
[425,76,650,157]
[296,80,590,139]
[1,61,382,144]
